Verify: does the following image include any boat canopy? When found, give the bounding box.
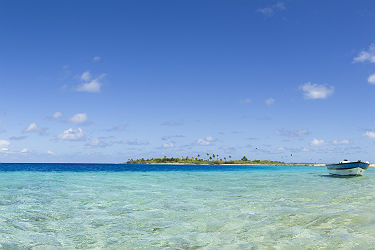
[339,160,351,164]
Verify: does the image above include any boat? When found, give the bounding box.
[327,160,369,176]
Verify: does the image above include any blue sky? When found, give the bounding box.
[1,0,375,163]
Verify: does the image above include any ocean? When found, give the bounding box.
[0,163,374,249]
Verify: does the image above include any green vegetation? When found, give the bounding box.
[124,154,285,165]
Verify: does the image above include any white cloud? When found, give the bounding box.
[310,138,325,146]
[0,140,10,151]
[9,136,27,140]
[197,136,216,146]
[53,112,62,119]
[205,136,216,142]
[308,139,349,146]
[123,139,149,145]
[293,130,309,136]
[76,73,105,93]
[265,98,275,105]
[364,130,375,140]
[69,113,87,123]
[77,79,101,93]
[58,128,85,141]
[25,123,46,134]
[161,135,185,141]
[47,150,56,155]
[81,71,91,81]
[353,43,375,63]
[93,56,101,62]
[277,146,285,151]
[87,138,100,146]
[257,2,286,17]
[26,123,38,132]
[276,129,309,137]
[197,139,210,145]
[368,74,375,85]
[20,148,29,153]
[106,124,127,132]
[332,139,350,145]
[241,98,252,104]
[161,120,184,126]
[300,82,334,99]
[163,143,174,148]
[86,138,108,148]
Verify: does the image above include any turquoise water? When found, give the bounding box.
[1,164,375,249]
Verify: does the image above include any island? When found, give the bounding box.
[124,154,322,166]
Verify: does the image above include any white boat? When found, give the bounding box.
[327,160,369,176]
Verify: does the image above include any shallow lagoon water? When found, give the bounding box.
[1,164,375,249]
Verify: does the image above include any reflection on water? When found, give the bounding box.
[319,174,365,178]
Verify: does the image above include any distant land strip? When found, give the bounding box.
[123,156,375,167]
[123,156,327,166]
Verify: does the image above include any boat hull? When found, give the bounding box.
[327,162,369,176]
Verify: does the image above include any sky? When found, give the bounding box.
[1,0,375,163]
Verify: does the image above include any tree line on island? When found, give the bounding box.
[125,154,284,165]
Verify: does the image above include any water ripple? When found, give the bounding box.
[0,166,375,248]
